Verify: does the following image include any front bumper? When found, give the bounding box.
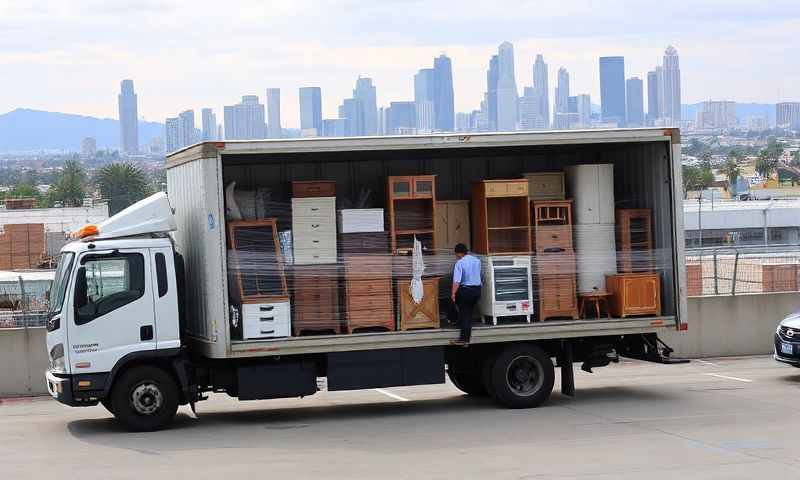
[45,370,101,407]
[774,334,800,366]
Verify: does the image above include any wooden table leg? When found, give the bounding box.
[595,299,600,319]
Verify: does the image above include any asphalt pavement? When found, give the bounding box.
[3,355,800,479]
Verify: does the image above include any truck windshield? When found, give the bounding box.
[48,252,75,315]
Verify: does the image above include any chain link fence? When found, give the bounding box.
[686,246,800,297]
[0,274,52,328]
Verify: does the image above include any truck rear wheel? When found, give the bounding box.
[488,344,554,409]
[110,365,179,432]
[447,370,488,397]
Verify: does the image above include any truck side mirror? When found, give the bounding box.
[74,267,88,309]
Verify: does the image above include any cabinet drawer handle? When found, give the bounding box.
[312,224,320,228]
[312,239,320,243]
[260,330,275,335]
[310,208,319,212]
[259,316,275,322]
[259,305,275,312]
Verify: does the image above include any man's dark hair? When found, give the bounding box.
[454,243,468,254]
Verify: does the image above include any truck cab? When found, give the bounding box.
[45,193,186,430]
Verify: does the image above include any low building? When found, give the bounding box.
[0,204,109,258]
[684,199,800,247]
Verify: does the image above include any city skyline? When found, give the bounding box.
[3,1,798,127]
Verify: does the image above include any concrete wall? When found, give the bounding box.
[661,292,800,358]
[0,327,48,397]
[1,293,799,397]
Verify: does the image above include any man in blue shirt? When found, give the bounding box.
[451,243,482,346]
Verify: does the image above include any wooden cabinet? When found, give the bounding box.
[472,180,531,255]
[292,197,337,264]
[616,209,653,273]
[533,201,578,320]
[343,256,395,333]
[227,219,288,304]
[387,175,437,254]
[538,273,579,321]
[532,200,573,254]
[398,277,440,330]
[605,273,661,318]
[292,180,336,198]
[522,172,565,201]
[434,200,471,251]
[291,265,341,336]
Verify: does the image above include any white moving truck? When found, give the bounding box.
[46,129,688,431]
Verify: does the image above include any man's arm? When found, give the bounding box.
[451,281,460,303]
[451,261,462,302]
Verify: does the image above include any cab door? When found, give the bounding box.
[68,249,156,374]
[149,247,180,351]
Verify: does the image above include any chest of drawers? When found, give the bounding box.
[240,301,291,339]
[292,197,337,264]
[343,256,395,333]
[292,181,336,198]
[339,232,390,255]
[291,265,341,336]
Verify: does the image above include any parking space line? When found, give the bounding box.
[693,359,720,367]
[704,373,753,383]
[373,388,410,402]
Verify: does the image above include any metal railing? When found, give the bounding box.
[685,245,800,297]
[0,276,51,329]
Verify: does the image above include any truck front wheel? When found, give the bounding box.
[110,365,179,432]
[488,344,554,409]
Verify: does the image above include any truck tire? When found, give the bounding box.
[110,365,179,432]
[488,344,554,409]
[447,370,488,397]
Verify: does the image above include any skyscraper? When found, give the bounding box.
[576,94,592,128]
[660,46,681,126]
[414,68,435,131]
[496,42,519,132]
[533,55,550,129]
[599,56,626,126]
[646,70,660,124]
[776,102,800,129]
[486,55,499,131]
[224,95,266,140]
[697,101,737,130]
[201,108,217,141]
[625,77,644,127]
[433,54,455,131]
[518,87,539,131]
[118,79,139,154]
[353,77,378,135]
[386,101,416,135]
[339,97,365,136]
[179,110,196,146]
[165,117,181,153]
[554,67,570,129]
[266,88,281,138]
[299,87,323,135]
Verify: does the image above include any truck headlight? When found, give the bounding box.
[50,344,65,372]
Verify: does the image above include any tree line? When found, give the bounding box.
[2,161,164,215]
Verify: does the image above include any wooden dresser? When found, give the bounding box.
[291,265,341,336]
[605,272,661,318]
[533,200,578,321]
[434,200,471,252]
[342,256,395,333]
[471,179,531,255]
[291,196,337,264]
[397,277,440,330]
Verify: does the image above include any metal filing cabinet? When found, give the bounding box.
[292,197,337,265]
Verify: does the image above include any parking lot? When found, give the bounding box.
[3,355,800,479]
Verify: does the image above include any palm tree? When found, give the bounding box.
[755,149,778,180]
[722,157,741,193]
[95,162,152,215]
[49,159,87,207]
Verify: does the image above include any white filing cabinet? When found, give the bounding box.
[292,197,337,264]
[479,256,533,325]
[337,208,384,233]
[566,164,618,293]
[241,301,291,339]
[565,164,615,224]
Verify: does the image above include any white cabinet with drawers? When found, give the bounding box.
[241,301,291,339]
[292,197,337,264]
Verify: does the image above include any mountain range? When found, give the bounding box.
[0,103,781,152]
[0,108,163,152]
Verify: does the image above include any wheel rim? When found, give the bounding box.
[505,355,544,397]
[130,382,164,415]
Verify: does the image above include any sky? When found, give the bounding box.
[1,0,799,128]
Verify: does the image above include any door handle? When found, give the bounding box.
[140,325,154,341]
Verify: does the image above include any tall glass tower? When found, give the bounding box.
[599,57,626,126]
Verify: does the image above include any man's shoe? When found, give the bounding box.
[450,339,469,347]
